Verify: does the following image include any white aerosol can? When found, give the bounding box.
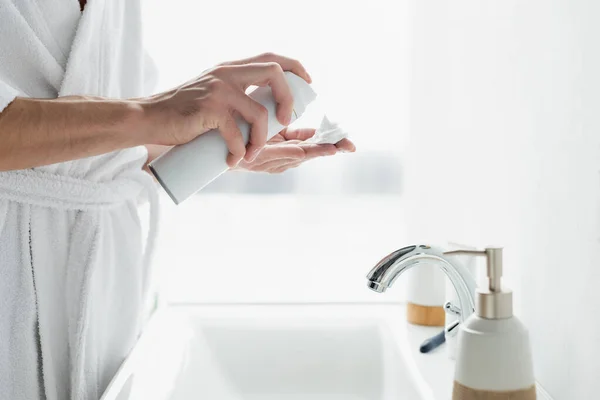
[149,72,317,204]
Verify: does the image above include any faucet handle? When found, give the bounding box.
[443,302,463,338]
[444,301,462,318]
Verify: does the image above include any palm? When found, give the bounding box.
[236,127,355,173]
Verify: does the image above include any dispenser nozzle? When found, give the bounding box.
[444,248,503,292]
[444,247,512,319]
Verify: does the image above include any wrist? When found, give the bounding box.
[134,96,174,146]
[122,99,151,147]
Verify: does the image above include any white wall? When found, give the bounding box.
[143,0,412,304]
[153,194,411,304]
[407,1,600,399]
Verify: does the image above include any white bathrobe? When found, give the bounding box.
[0,1,159,399]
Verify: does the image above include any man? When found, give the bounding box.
[0,0,355,399]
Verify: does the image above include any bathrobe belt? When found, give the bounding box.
[0,169,154,210]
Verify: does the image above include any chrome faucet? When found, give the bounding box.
[366,244,477,337]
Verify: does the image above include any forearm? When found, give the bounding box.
[0,96,146,171]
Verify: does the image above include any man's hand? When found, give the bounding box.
[143,53,312,167]
[235,127,356,174]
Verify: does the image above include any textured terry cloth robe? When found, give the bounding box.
[0,1,159,399]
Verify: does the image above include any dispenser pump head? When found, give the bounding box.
[444,247,513,319]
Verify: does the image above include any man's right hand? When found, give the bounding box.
[141,53,312,167]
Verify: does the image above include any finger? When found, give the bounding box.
[299,143,337,159]
[219,86,269,162]
[269,139,303,145]
[252,53,312,83]
[238,156,296,171]
[271,161,303,174]
[280,127,317,142]
[223,53,312,83]
[335,138,357,153]
[262,159,304,173]
[217,114,247,167]
[226,63,294,126]
[251,145,306,165]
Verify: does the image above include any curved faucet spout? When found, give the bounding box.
[366,244,476,323]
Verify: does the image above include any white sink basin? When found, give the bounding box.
[172,322,414,400]
[102,305,446,400]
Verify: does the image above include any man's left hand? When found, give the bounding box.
[235,127,356,174]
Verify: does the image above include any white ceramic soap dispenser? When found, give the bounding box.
[447,248,536,400]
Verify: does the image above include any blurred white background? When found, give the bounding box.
[141,0,411,303]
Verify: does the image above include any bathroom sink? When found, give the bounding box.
[102,305,442,400]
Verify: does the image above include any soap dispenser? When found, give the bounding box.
[447,248,536,400]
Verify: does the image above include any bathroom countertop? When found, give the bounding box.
[103,303,554,400]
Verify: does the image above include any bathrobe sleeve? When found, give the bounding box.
[0,79,18,113]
